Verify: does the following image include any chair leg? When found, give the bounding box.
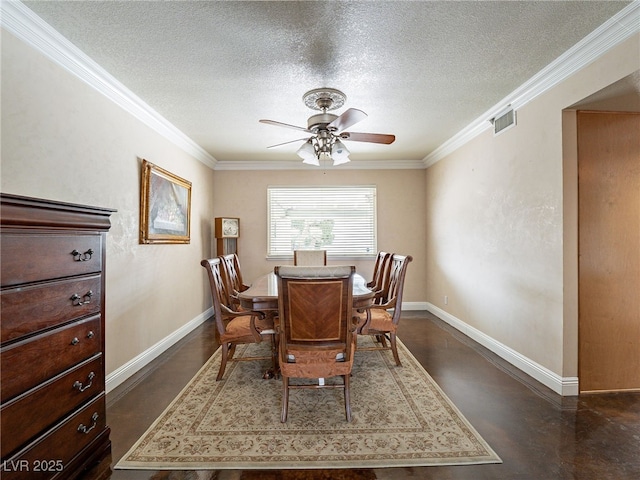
[217,343,230,381]
[228,343,237,360]
[390,333,402,366]
[344,374,352,422]
[281,376,289,423]
[270,334,278,374]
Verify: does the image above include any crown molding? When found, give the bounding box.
[423,0,640,168]
[3,0,637,172]
[214,159,426,171]
[1,0,218,170]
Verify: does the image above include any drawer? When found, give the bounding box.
[1,234,102,287]
[1,316,101,403]
[1,355,103,459]
[1,275,102,343]
[0,394,107,480]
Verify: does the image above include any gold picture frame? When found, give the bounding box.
[140,159,191,244]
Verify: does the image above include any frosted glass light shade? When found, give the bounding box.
[297,141,319,166]
[332,139,350,165]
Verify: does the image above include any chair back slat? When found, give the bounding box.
[386,254,413,323]
[369,251,392,289]
[369,251,394,304]
[200,258,235,336]
[219,253,247,294]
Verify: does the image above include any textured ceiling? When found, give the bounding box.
[21,0,633,166]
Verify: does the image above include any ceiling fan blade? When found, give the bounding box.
[259,119,311,133]
[340,132,396,144]
[328,108,368,132]
[267,137,310,149]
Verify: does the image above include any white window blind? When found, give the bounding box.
[268,186,377,258]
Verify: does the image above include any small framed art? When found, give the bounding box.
[139,159,191,244]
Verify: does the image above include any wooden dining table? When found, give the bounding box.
[237,271,375,312]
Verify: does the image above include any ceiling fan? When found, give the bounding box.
[259,88,395,166]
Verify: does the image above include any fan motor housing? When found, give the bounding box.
[307,113,338,132]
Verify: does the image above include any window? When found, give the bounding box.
[268,185,377,258]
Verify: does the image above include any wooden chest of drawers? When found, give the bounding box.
[1,194,115,480]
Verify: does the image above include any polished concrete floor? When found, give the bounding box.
[100,312,640,480]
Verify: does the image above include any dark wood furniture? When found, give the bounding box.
[1,194,115,479]
[367,251,393,304]
[356,254,413,366]
[200,258,275,381]
[237,271,373,312]
[275,265,357,422]
[219,253,249,311]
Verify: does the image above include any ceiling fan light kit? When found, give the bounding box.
[260,88,395,167]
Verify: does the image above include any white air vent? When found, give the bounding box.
[492,108,516,135]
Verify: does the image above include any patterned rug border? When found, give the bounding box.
[115,337,501,470]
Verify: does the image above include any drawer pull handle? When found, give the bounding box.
[70,290,93,306]
[71,331,94,345]
[77,412,99,434]
[71,249,94,262]
[73,372,96,392]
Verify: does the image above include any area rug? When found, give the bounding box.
[115,336,501,470]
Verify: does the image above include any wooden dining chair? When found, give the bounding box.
[275,265,356,422]
[356,254,413,366]
[201,258,275,381]
[219,253,249,310]
[293,249,327,266]
[367,251,393,304]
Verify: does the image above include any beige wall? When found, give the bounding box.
[3,17,637,396]
[211,169,427,303]
[1,30,428,386]
[1,31,216,377]
[425,34,640,387]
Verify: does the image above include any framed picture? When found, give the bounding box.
[140,159,192,244]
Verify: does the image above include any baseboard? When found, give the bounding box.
[105,307,213,393]
[426,303,579,396]
[402,301,430,311]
